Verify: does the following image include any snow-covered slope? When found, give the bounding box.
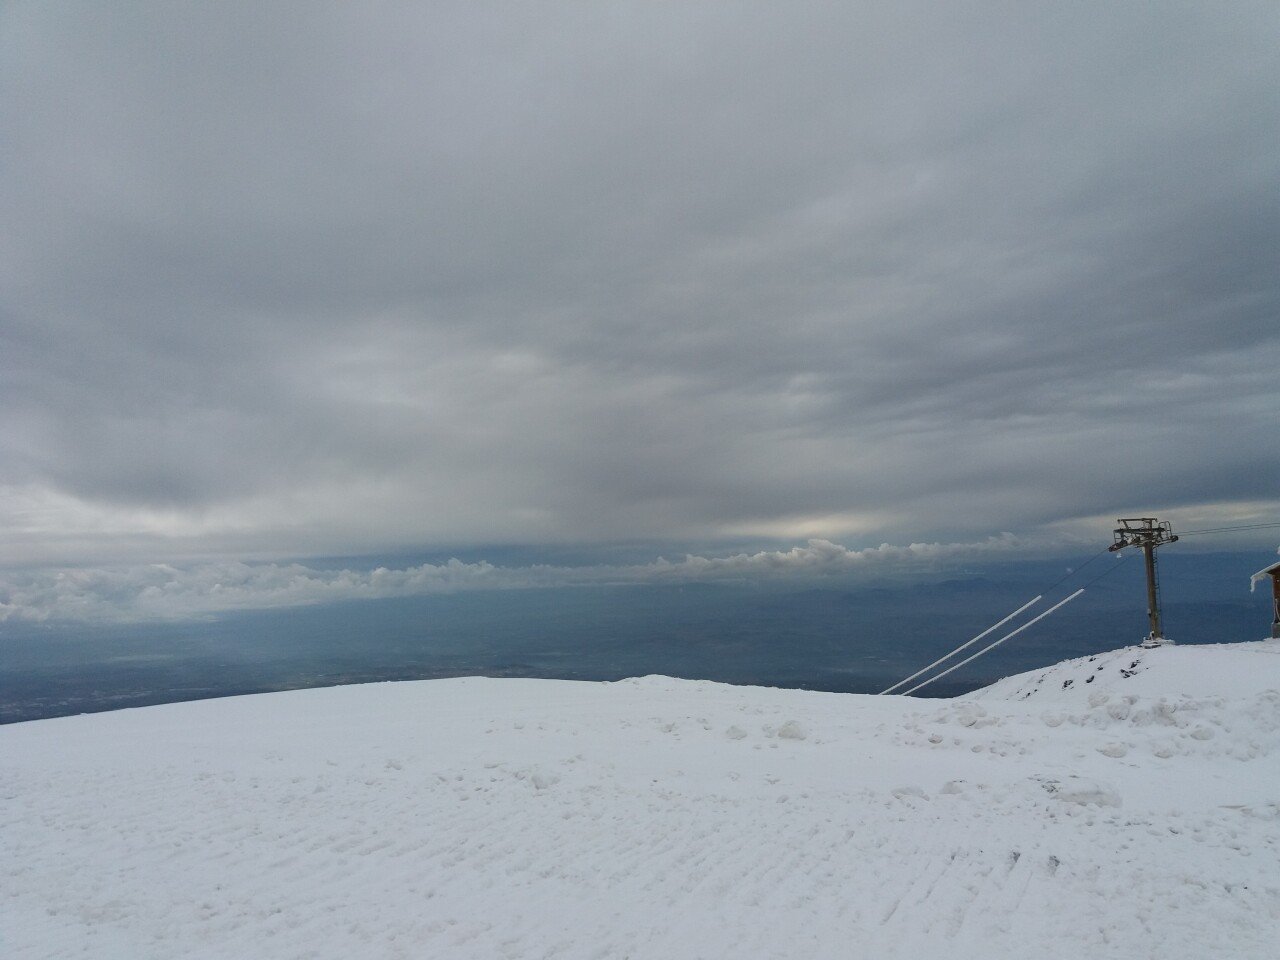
[3,641,1278,959]
[971,638,1280,702]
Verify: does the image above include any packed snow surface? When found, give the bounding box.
[4,641,1280,959]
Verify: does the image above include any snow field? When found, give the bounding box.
[3,641,1279,958]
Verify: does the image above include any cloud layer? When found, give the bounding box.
[0,536,1023,622]
[1,3,1277,567]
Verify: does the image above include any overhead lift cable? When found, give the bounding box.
[878,595,1042,695]
[1041,546,1110,592]
[881,547,1132,697]
[1176,521,1280,538]
[878,520,1279,698]
[901,589,1085,696]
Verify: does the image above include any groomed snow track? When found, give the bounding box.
[3,641,1279,959]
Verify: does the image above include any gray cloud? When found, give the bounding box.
[1,2,1278,568]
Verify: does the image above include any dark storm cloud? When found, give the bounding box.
[1,1,1278,565]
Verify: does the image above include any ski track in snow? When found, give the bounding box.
[3,641,1280,959]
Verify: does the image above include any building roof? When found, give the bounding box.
[1250,560,1280,590]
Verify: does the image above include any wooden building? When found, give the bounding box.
[1251,561,1280,639]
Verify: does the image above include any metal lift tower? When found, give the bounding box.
[1108,518,1178,647]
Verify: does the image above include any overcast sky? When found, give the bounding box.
[2,1,1278,580]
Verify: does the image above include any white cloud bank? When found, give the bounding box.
[0,536,1022,623]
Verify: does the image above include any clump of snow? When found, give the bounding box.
[3,641,1279,958]
[776,719,808,740]
[891,784,929,800]
[1039,775,1122,808]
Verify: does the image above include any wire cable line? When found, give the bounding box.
[878,595,1042,695]
[880,549,1132,697]
[878,518,1275,698]
[1079,552,1129,589]
[1040,546,1110,592]
[901,589,1085,696]
[1175,521,1280,537]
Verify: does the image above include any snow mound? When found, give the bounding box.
[968,639,1280,702]
[3,642,1279,959]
